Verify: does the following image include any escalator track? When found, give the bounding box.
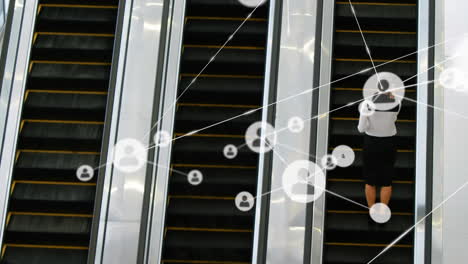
[323,1,417,263]
[1,1,119,263]
[161,0,269,263]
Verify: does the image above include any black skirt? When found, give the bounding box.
[362,134,397,186]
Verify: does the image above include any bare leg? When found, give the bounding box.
[380,186,392,205]
[365,184,377,207]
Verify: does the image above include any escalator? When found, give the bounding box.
[161,0,270,263]
[323,1,417,263]
[1,0,119,263]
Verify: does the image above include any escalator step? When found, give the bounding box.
[23,92,107,121]
[33,34,114,62]
[174,105,260,135]
[5,214,91,246]
[335,2,417,31]
[325,180,414,212]
[19,122,103,151]
[2,246,87,264]
[325,211,413,244]
[324,244,413,264]
[178,76,263,105]
[164,230,252,262]
[181,46,266,75]
[172,136,257,165]
[28,63,111,90]
[36,6,117,33]
[185,18,267,46]
[187,0,268,18]
[10,184,95,214]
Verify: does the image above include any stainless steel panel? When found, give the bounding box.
[145,0,185,262]
[310,0,335,263]
[92,0,132,263]
[414,0,430,263]
[252,0,278,262]
[0,0,38,247]
[431,0,445,262]
[265,0,318,263]
[94,0,167,263]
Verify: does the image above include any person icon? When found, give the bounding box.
[76,164,94,182]
[113,138,147,173]
[291,168,315,195]
[191,173,200,183]
[235,191,255,211]
[288,116,304,133]
[239,195,250,207]
[245,122,276,153]
[252,127,271,147]
[80,168,91,179]
[188,169,203,185]
[119,145,139,167]
[154,130,171,147]
[372,79,396,104]
[223,144,238,159]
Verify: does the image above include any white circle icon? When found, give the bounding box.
[288,116,305,133]
[238,0,266,8]
[235,191,255,212]
[112,138,147,173]
[76,165,94,182]
[332,145,355,168]
[321,154,338,171]
[363,72,405,111]
[282,160,326,203]
[187,169,203,186]
[369,203,392,223]
[223,144,238,159]
[439,67,465,91]
[154,130,171,147]
[245,121,277,153]
[359,100,376,116]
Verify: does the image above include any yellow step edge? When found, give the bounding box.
[30,60,111,66]
[327,178,414,184]
[331,117,415,122]
[26,89,108,95]
[325,242,413,248]
[9,212,93,218]
[14,180,96,186]
[174,133,244,139]
[39,4,118,9]
[332,87,416,92]
[29,60,111,73]
[328,148,414,153]
[336,29,416,35]
[166,227,252,233]
[336,1,416,6]
[4,244,88,250]
[36,32,115,37]
[17,149,100,155]
[186,16,266,22]
[335,58,416,63]
[1,245,5,258]
[327,210,413,216]
[22,119,105,125]
[177,103,259,108]
[163,260,249,264]
[169,195,235,200]
[16,149,99,161]
[181,73,263,79]
[172,164,256,169]
[184,44,264,50]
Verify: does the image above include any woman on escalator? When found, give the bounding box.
[357,87,400,208]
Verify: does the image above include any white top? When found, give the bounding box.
[357,104,401,137]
